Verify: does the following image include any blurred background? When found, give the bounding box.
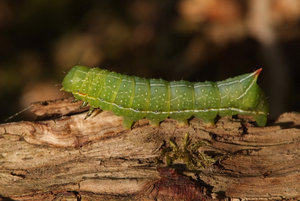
[0,0,300,122]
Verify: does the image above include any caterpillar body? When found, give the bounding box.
[62,66,269,128]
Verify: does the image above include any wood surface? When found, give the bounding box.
[1,98,300,201]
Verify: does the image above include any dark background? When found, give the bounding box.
[1,0,300,122]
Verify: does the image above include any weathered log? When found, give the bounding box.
[0,99,300,201]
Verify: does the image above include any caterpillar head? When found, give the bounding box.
[62,65,90,93]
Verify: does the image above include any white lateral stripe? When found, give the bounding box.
[121,79,133,83]
[150,83,165,87]
[97,97,265,115]
[236,76,256,100]
[73,92,265,116]
[194,84,212,88]
[170,84,192,88]
[107,74,122,80]
[135,82,147,85]
[217,72,255,87]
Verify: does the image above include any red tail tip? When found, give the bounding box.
[254,68,262,77]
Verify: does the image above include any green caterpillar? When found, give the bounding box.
[62,66,269,128]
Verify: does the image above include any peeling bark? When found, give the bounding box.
[0,99,300,200]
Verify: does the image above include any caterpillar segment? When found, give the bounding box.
[62,66,269,129]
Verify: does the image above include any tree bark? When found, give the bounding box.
[0,98,300,201]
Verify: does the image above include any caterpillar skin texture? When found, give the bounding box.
[62,66,269,128]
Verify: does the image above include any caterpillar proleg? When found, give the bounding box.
[62,66,269,128]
